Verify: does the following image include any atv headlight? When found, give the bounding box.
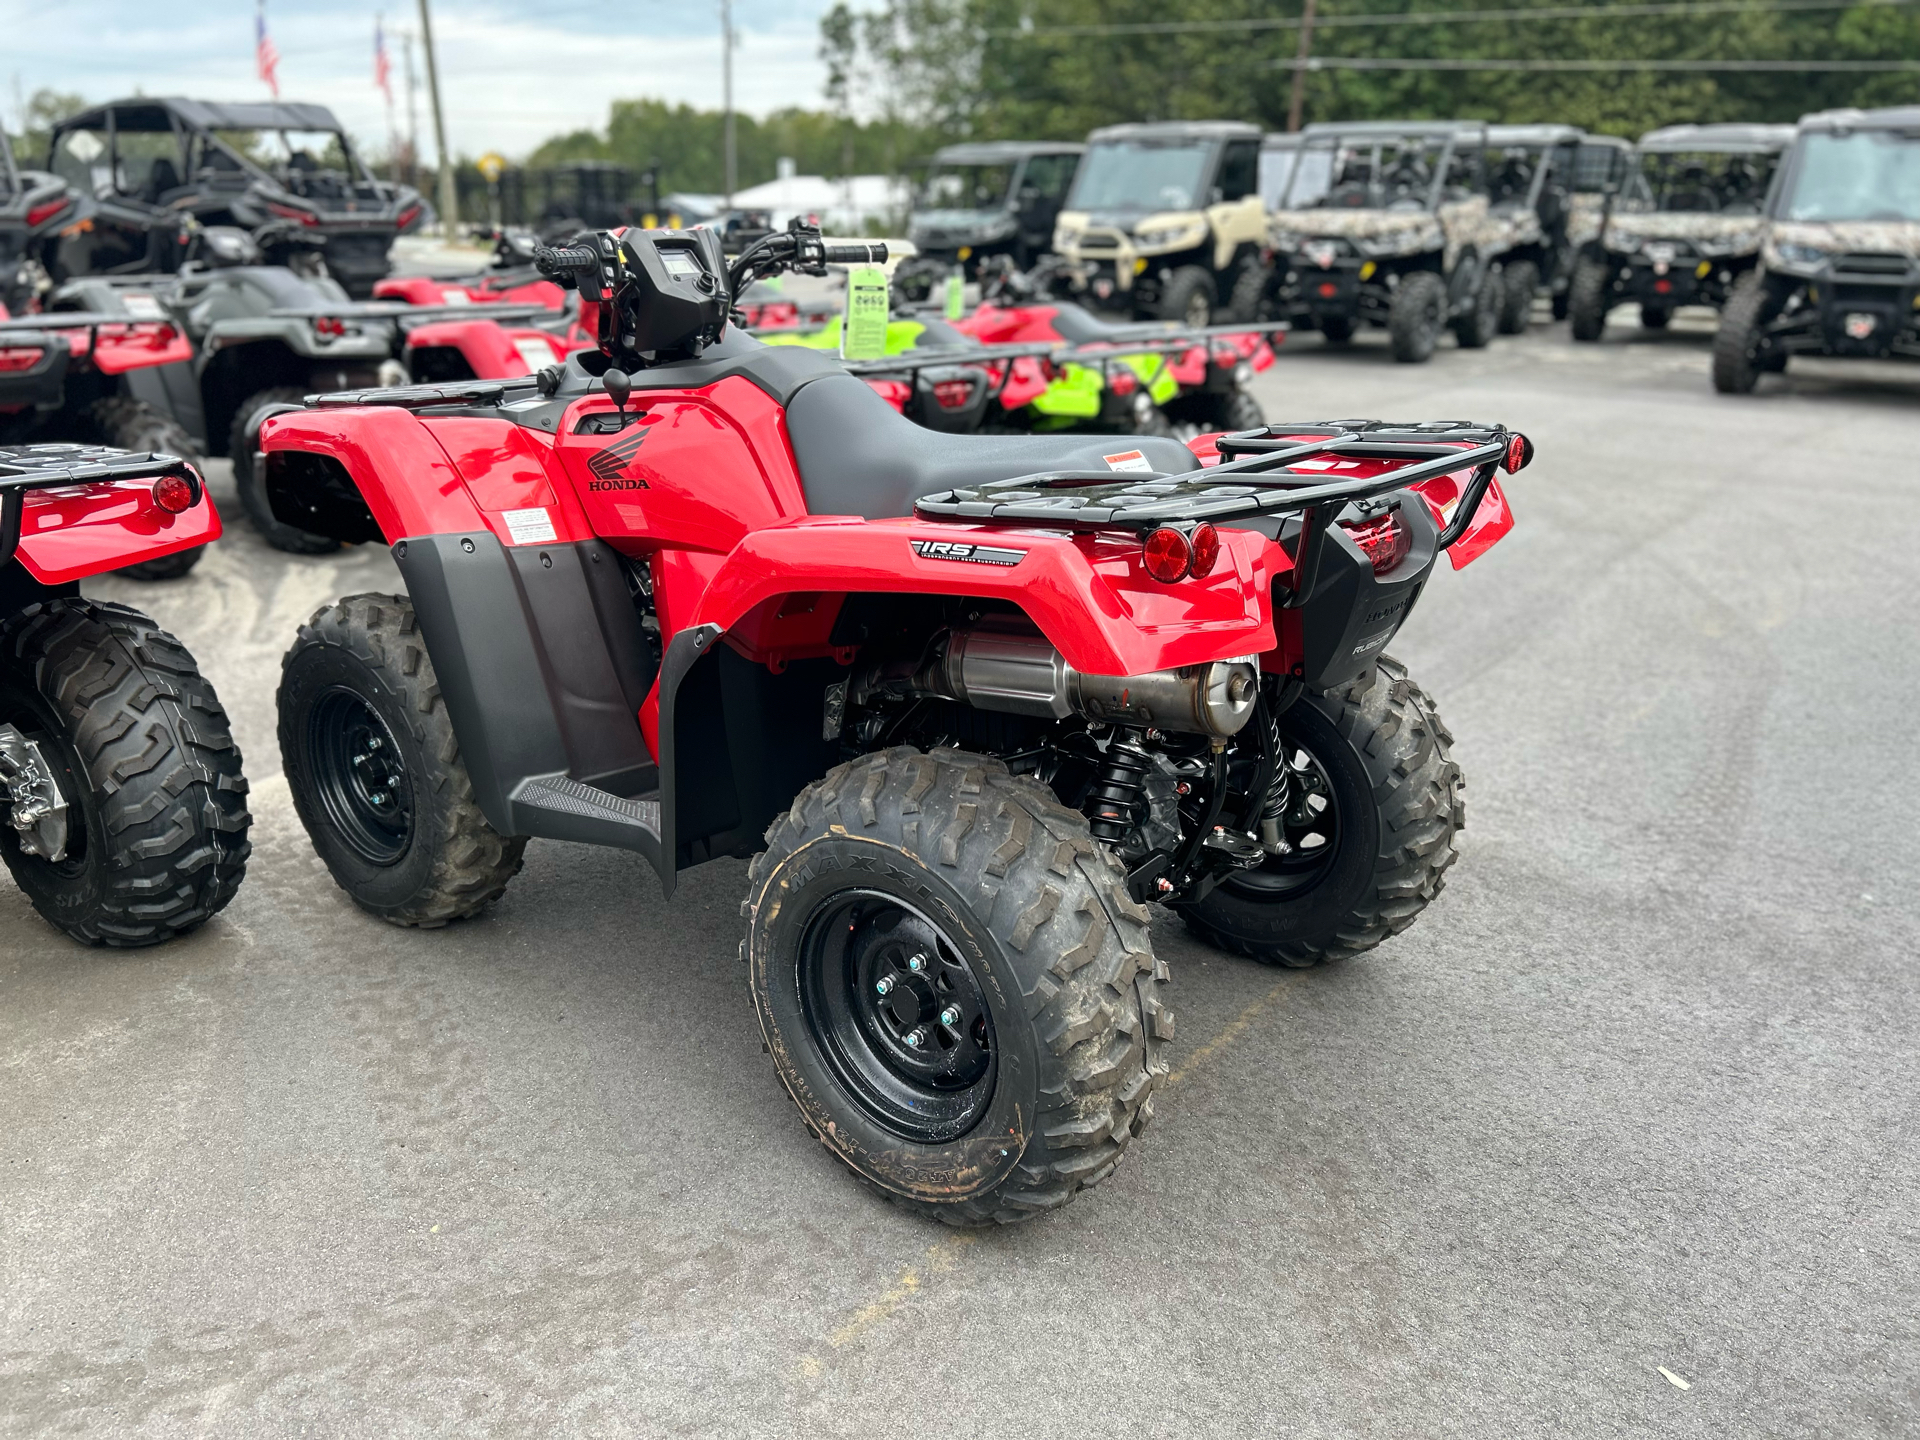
[1773,241,1832,270]
[1134,220,1208,251]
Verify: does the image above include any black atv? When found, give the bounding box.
[1,131,75,317]
[43,97,423,299]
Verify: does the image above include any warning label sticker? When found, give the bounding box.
[1102,449,1153,473]
[502,507,557,545]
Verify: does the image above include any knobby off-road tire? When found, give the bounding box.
[278,593,525,926]
[1177,657,1463,967]
[229,388,341,555]
[1155,266,1215,328]
[0,600,249,946]
[1452,264,1501,350]
[745,746,1171,1225]
[87,398,207,581]
[1388,271,1448,363]
[1711,272,1775,395]
[1498,259,1539,334]
[1225,258,1269,323]
[1567,257,1611,342]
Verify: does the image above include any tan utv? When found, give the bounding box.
[1567,123,1793,341]
[1051,121,1269,325]
[1713,105,1920,392]
[1262,120,1512,362]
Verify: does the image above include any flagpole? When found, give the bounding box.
[416,0,460,238]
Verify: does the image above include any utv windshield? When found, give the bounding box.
[1781,129,1920,222]
[1625,150,1779,214]
[1069,141,1211,212]
[923,163,1014,212]
[1278,136,1458,211]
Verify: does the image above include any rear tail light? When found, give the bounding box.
[269,202,320,226]
[1142,526,1193,583]
[312,316,347,337]
[1188,523,1221,578]
[1109,370,1138,396]
[1339,509,1411,575]
[151,474,196,514]
[25,197,72,228]
[932,378,973,410]
[1503,432,1532,472]
[395,204,422,230]
[0,347,44,372]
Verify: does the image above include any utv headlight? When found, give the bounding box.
[1134,221,1208,250]
[1696,230,1760,258]
[1053,223,1081,250]
[1775,242,1832,268]
[1609,231,1642,254]
[1269,229,1304,252]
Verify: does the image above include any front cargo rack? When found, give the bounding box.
[0,443,203,566]
[913,420,1530,530]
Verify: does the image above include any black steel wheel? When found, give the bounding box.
[799,889,996,1144]
[1176,658,1463,967]
[305,685,413,865]
[747,746,1170,1224]
[279,593,524,925]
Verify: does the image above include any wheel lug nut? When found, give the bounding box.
[903,1027,926,1048]
[874,975,895,996]
[907,954,925,972]
[939,1006,961,1027]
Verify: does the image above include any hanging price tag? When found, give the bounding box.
[945,270,966,320]
[841,266,891,360]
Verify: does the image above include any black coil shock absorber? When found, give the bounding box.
[1085,729,1154,844]
[1257,701,1294,856]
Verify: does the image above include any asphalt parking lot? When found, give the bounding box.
[4,311,1916,1437]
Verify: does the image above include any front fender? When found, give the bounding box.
[684,517,1283,678]
[258,406,487,540]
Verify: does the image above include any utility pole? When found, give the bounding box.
[417,0,459,236]
[1287,0,1319,133]
[722,0,736,209]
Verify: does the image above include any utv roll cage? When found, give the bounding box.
[1618,123,1795,212]
[1764,104,1920,220]
[1273,120,1490,212]
[1478,124,1584,212]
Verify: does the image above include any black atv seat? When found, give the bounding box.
[1044,302,1181,345]
[785,372,1198,520]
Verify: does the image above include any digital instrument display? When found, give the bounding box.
[660,250,701,277]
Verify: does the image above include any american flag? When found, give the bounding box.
[374,18,392,101]
[256,1,281,98]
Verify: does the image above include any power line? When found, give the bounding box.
[1275,54,1920,67]
[988,0,1919,40]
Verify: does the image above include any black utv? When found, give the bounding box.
[44,98,424,298]
[1,131,75,316]
[904,141,1084,286]
[1712,106,1920,392]
[1567,123,1792,340]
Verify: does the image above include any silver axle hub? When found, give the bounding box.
[0,724,69,862]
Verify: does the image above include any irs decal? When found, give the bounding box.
[911,539,1027,566]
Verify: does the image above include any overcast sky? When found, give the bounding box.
[2,0,844,160]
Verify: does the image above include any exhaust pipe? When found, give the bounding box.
[888,622,1260,738]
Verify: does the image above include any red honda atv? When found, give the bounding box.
[0,310,208,579]
[0,444,250,945]
[259,224,1530,1223]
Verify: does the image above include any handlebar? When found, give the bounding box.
[533,244,601,285]
[823,242,889,266]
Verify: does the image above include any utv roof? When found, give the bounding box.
[1637,123,1794,154]
[1305,119,1482,137]
[932,141,1084,164]
[1481,124,1586,146]
[56,97,348,134]
[1087,121,1262,143]
[1795,105,1920,133]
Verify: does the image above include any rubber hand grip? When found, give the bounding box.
[823,243,888,265]
[534,244,599,278]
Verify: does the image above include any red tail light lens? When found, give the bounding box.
[1339,510,1411,575]
[312,316,346,338]
[1503,432,1532,472]
[1142,526,1193,582]
[1109,370,1138,396]
[269,202,319,226]
[26,198,72,228]
[395,204,422,230]
[932,378,973,410]
[0,347,44,372]
[151,474,195,514]
[1188,522,1221,578]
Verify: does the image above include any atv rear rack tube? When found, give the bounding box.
[0,448,203,568]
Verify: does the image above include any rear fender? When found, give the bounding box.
[10,476,220,585]
[678,517,1282,680]
[404,320,560,381]
[259,407,488,541]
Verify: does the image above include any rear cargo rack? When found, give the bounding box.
[914,419,1532,601]
[0,444,202,567]
[307,377,541,410]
